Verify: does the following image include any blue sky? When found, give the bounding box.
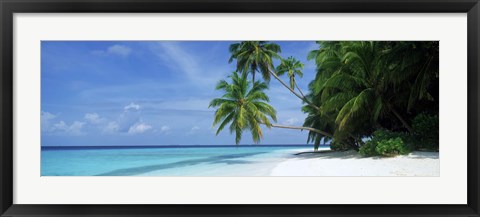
[41,41,319,146]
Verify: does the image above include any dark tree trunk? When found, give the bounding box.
[391,107,414,133]
[347,137,360,151]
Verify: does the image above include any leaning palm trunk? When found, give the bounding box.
[269,123,333,138]
[294,81,312,104]
[391,107,413,133]
[267,68,321,111]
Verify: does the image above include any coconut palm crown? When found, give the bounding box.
[275,56,305,90]
[209,71,277,144]
[228,41,281,83]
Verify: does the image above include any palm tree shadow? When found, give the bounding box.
[405,151,439,159]
[292,150,439,160]
[211,160,254,165]
[96,152,265,176]
[292,150,363,160]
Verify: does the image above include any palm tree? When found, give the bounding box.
[275,56,308,98]
[230,41,321,111]
[229,41,281,83]
[302,96,335,151]
[303,42,379,148]
[307,41,435,142]
[209,71,332,145]
[209,71,277,144]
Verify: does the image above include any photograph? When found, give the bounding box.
[41,41,439,177]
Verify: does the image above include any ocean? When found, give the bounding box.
[41,145,327,176]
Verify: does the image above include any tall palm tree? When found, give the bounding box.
[210,71,332,145]
[303,42,391,149]
[229,41,281,83]
[230,41,321,111]
[209,71,277,144]
[275,56,307,97]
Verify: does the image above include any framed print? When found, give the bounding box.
[1,0,479,216]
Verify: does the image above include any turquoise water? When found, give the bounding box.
[41,145,320,176]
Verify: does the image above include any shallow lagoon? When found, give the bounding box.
[41,145,323,176]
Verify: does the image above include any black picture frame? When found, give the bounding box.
[1,0,479,216]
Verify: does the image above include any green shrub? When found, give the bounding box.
[412,113,439,150]
[370,129,412,143]
[375,137,411,157]
[359,140,378,157]
[359,129,413,157]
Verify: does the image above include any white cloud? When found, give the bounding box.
[128,122,152,134]
[41,111,85,135]
[42,111,56,120]
[84,113,105,124]
[91,44,131,57]
[103,121,120,134]
[41,111,56,132]
[107,45,131,57]
[187,126,200,135]
[52,121,68,131]
[68,121,86,135]
[101,103,144,134]
[124,102,141,111]
[117,104,142,132]
[160,125,170,133]
[51,121,85,135]
[283,118,299,125]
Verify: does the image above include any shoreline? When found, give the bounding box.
[270,150,440,176]
[42,146,439,176]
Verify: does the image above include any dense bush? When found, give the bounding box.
[375,138,410,157]
[370,129,412,143]
[358,140,378,157]
[412,113,439,150]
[359,129,413,157]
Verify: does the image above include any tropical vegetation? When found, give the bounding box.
[211,41,439,155]
[208,71,277,144]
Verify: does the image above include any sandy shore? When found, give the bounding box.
[270,150,439,176]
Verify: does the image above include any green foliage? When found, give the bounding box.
[329,141,351,151]
[359,140,378,157]
[412,113,439,150]
[212,41,439,152]
[209,71,277,144]
[304,41,439,151]
[359,129,413,157]
[275,56,304,89]
[229,41,281,82]
[369,129,412,144]
[375,138,410,157]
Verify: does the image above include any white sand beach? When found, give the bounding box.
[99,147,439,177]
[270,150,439,176]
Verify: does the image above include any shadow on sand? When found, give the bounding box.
[293,150,363,160]
[291,150,439,160]
[96,152,265,176]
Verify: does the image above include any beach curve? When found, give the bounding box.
[270,150,439,176]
